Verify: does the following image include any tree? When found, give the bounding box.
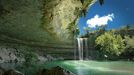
[119,25,134,37]
[123,36,134,60]
[99,0,104,5]
[124,36,134,49]
[95,31,125,56]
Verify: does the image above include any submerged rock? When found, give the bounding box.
[0,67,5,75]
[0,67,24,75]
[37,66,74,75]
[3,69,24,75]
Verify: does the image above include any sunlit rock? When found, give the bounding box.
[0,0,96,45]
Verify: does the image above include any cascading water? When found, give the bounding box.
[77,38,83,60]
[84,38,88,60]
[74,38,89,75]
[76,38,89,60]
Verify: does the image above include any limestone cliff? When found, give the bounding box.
[0,0,96,46]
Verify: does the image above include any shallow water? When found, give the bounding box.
[44,60,134,75]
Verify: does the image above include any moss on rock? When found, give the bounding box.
[0,0,96,46]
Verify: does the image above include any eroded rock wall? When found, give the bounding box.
[0,0,96,45]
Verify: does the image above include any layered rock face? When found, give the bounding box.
[42,0,82,40]
[0,0,96,46]
[0,47,23,64]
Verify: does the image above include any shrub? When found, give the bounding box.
[95,31,125,56]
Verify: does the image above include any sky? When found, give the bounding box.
[78,0,134,34]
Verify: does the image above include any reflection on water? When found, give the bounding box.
[44,60,134,75]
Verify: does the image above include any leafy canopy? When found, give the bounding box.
[95,31,125,55]
[125,36,134,49]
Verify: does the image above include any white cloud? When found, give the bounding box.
[87,13,114,28]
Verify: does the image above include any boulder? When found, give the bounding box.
[0,67,5,75]
[3,69,24,75]
[37,66,74,75]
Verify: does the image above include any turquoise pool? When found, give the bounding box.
[44,60,134,75]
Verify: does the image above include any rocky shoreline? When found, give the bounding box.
[0,44,75,75]
[37,66,75,75]
[0,66,75,75]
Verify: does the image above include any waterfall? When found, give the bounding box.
[76,38,88,60]
[85,38,88,60]
[77,38,83,60]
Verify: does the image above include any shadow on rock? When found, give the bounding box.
[37,66,74,75]
[0,67,5,75]
[0,67,24,75]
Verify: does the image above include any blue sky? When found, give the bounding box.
[78,0,134,34]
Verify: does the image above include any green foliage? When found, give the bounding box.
[24,52,38,66]
[124,36,134,49]
[118,25,134,37]
[99,0,104,5]
[95,31,125,56]
[83,27,92,34]
[121,36,134,60]
[88,34,97,47]
[67,19,80,37]
[21,46,38,67]
[79,0,96,17]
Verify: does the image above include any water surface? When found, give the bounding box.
[44,60,134,75]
